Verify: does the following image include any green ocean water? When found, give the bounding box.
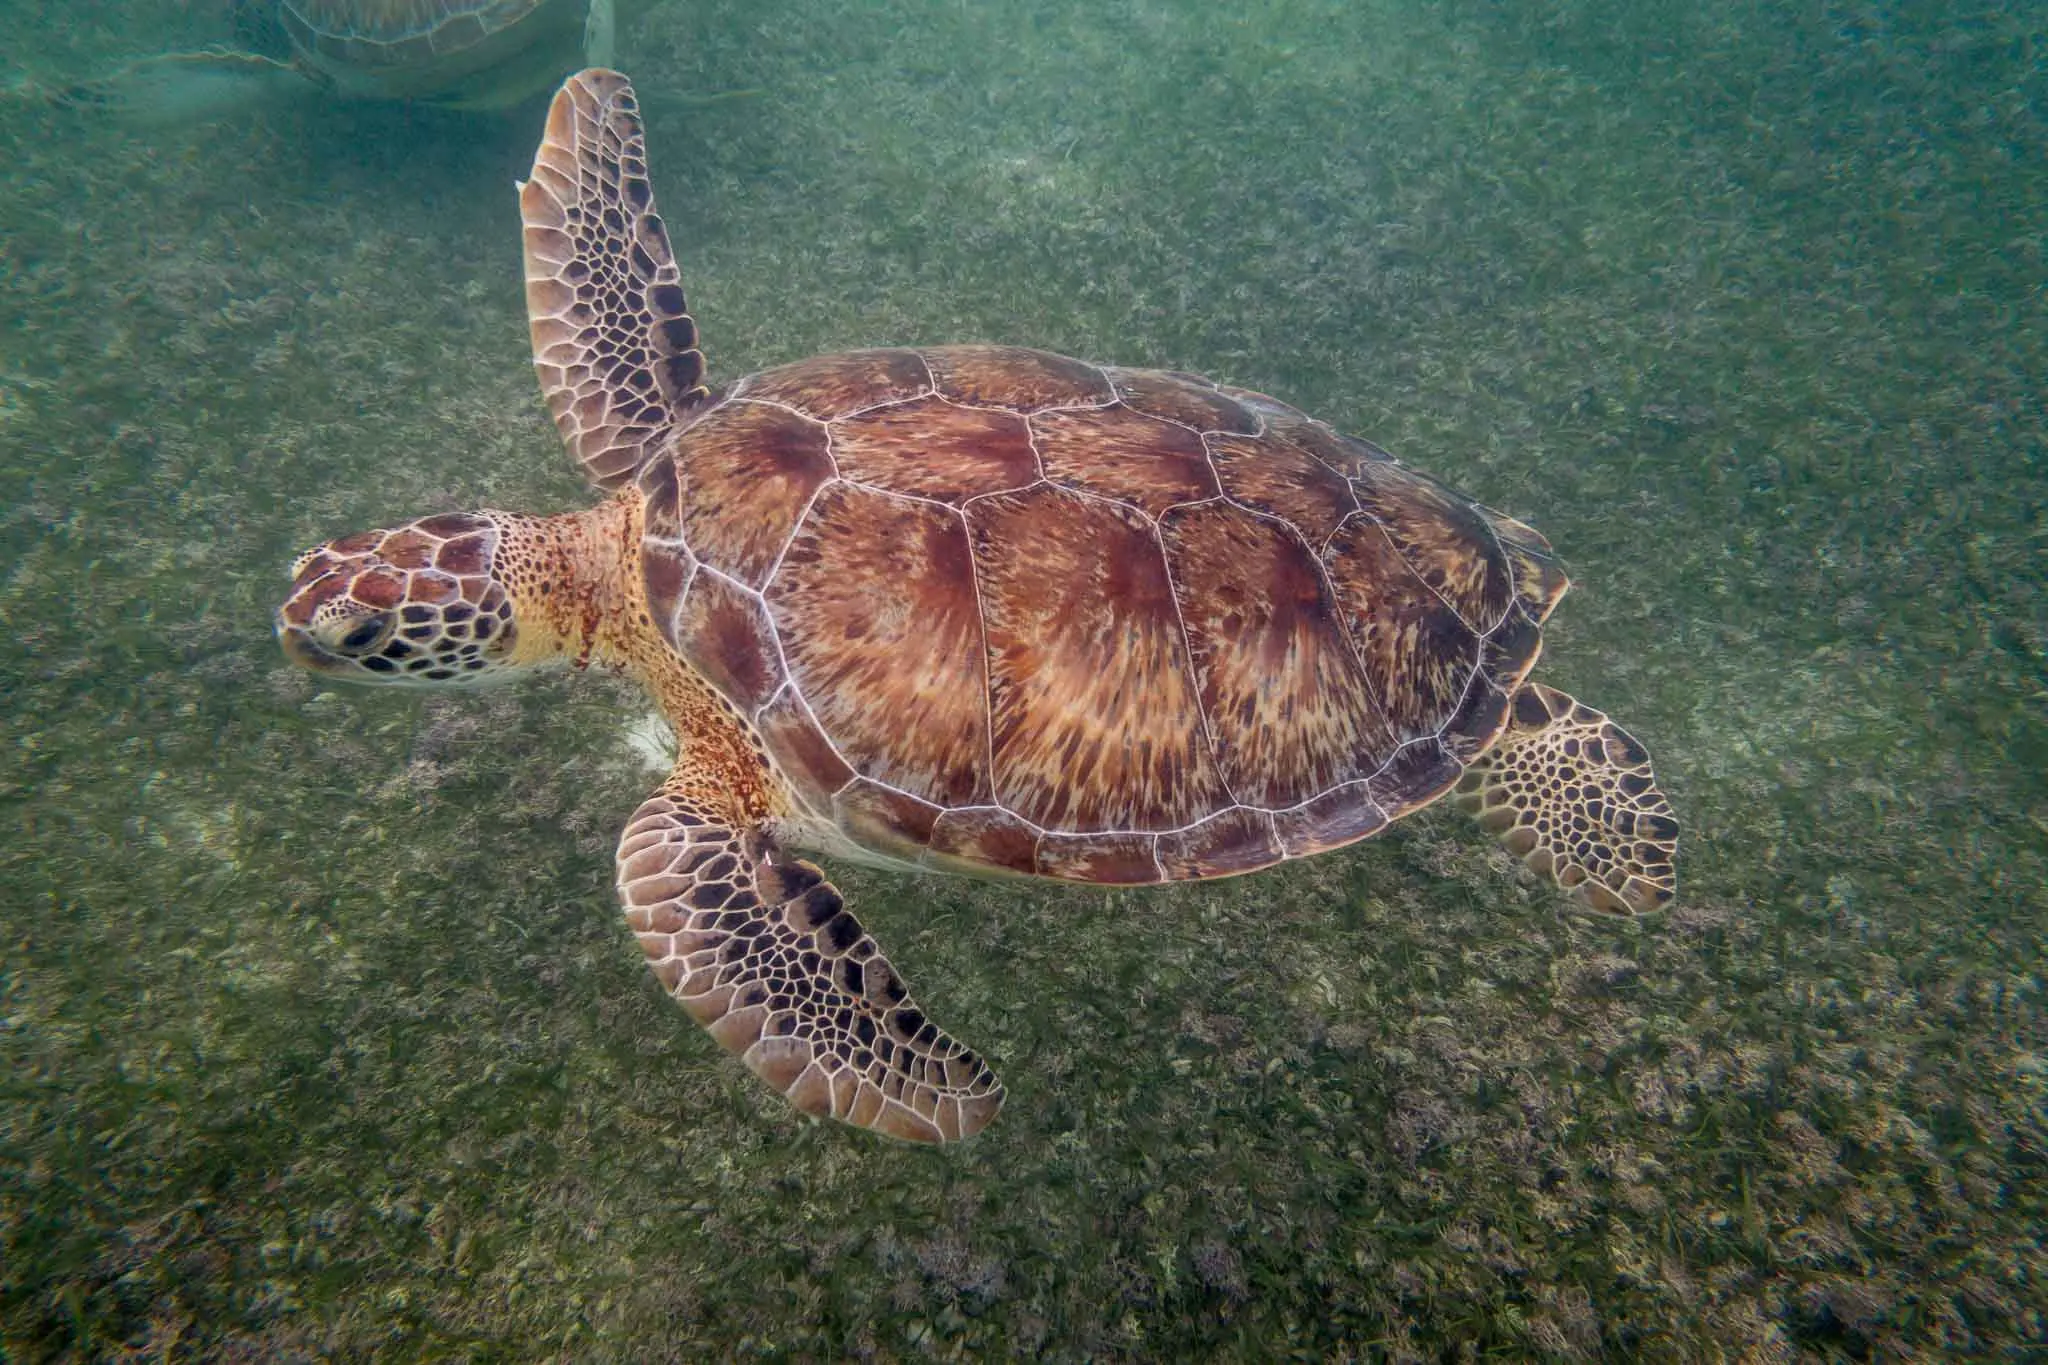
[2,0,2043,1358]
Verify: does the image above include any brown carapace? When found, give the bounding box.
[277,68,1678,1145]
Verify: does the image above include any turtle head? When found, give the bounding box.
[277,511,524,687]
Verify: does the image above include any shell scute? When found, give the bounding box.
[674,401,833,586]
[1162,500,1397,805]
[1366,739,1465,816]
[967,485,1227,831]
[1320,513,1481,742]
[736,348,932,420]
[653,347,1553,874]
[638,447,682,536]
[641,544,690,647]
[1033,405,1218,518]
[1207,430,1358,549]
[833,780,943,863]
[674,571,784,713]
[1442,679,1512,763]
[1479,505,1571,621]
[1273,784,1389,858]
[754,688,856,813]
[1107,368,1263,435]
[926,345,1115,411]
[1219,386,1395,476]
[1485,601,1544,679]
[1350,462,1516,635]
[768,483,993,809]
[830,397,1038,504]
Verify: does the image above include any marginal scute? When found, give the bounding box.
[1479,604,1545,699]
[1366,738,1465,818]
[637,448,682,540]
[1479,505,1571,622]
[754,688,856,815]
[641,541,692,649]
[1272,783,1389,858]
[1034,832,1162,885]
[832,779,944,863]
[926,807,1040,877]
[1441,678,1512,763]
[1156,807,1285,879]
[1218,386,1393,477]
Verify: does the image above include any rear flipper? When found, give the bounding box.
[1454,682,1678,916]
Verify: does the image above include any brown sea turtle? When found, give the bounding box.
[52,0,613,117]
[277,69,1679,1143]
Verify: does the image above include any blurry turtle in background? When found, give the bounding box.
[50,0,614,118]
[276,70,1680,1144]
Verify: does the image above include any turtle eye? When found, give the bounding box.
[333,612,395,656]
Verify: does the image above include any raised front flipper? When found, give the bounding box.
[1454,682,1679,916]
[616,783,1004,1142]
[520,69,708,490]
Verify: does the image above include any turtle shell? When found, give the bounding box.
[635,346,1568,885]
[278,0,588,104]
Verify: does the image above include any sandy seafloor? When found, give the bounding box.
[2,0,2043,1358]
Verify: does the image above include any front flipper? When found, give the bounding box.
[1454,682,1679,916]
[520,69,708,491]
[616,783,1004,1142]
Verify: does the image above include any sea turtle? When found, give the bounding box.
[52,0,613,117]
[277,69,1679,1144]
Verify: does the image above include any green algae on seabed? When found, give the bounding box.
[3,0,2045,1358]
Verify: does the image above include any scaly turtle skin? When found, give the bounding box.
[277,69,1680,1144]
[59,0,611,114]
